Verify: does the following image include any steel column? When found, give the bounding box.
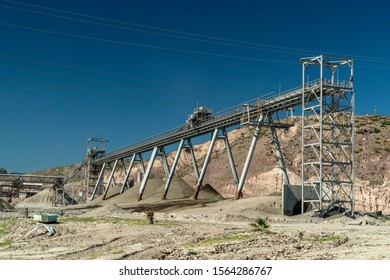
[106,162,117,188]
[235,114,264,198]
[271,124,290,213]
[120,158,131,190]
[139,154,146,174]
[91,162,106,200]
[137,146,159,201]
[193,128,219,199]
[102,159,119,200]
[222,128,239,185]
[186,138,200,180]
[350,60,355,215]
[162,139,185,199]
[159,146,170,179]
[85,157,92,200]
[270,125,290,187]
[120,154,136,194]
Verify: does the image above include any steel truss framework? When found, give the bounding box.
[90,116,292,202]
[301,55,355,214]
[0,174,69,205]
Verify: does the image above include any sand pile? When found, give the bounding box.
[73,176,224,211]
[15,188,56,209]
[0,198,13,210]
[66,176,224,215]
[199,184,224,200]
[102,176,223,204]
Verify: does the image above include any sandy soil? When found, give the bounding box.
[1,195,390,260]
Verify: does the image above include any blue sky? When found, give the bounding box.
[1,0,390,173]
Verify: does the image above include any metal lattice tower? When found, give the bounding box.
[301,55,355,214]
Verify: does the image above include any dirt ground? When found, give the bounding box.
[1,195,390,260]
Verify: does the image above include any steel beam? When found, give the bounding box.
[102,159,118,200]
[159,146,170,179]
[106,162,117,188]
[137,146,158,201]
[138,154,146,174]
[222,128,239,185]
[120,158,131,190]
[91,162,106,200]
[193,128,219,199]
[120,154,136,194]
[270,124,290,187]
[235,114,264,198]
[162,139,185,199]
[186,138,200,180]
[270,123,290,213]
[0,174,64,179]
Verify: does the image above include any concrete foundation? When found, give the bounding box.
[283,185,320,216]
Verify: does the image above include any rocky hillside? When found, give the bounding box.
[151,115,390,213]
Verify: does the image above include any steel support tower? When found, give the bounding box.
[301,55,355,214]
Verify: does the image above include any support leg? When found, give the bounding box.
[159,146,170,179]
[139,154,146,174]
[120,158,131,190]
[271,125,290,187]
[102,159,119,200]
[107,162,117,188]
[193,129,219,199]
[91,162,106,200]
[120,154,136,193]
[162,139,184,199]
[236,115,264,199]
[271,125,291,214]
[187,138,200,180]
[222,128,239,185]
[138,147,158,201]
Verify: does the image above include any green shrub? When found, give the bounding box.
[250,218,269,231]
[380,121,390,127]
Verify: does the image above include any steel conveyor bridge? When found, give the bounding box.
[85,55,355,215]
[94,79,346,165]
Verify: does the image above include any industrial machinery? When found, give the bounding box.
[185,106,214,128]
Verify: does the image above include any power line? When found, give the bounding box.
[0,21,300,65]
[2,0,310,51]
[0,3,309,57]
[2,0,390,64]
[0,54,254,99]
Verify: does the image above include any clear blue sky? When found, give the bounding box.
[1,0,390,173]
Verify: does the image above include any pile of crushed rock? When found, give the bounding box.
[15,188,56,209]
[5,220,55,241]
[101,176,223,204]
